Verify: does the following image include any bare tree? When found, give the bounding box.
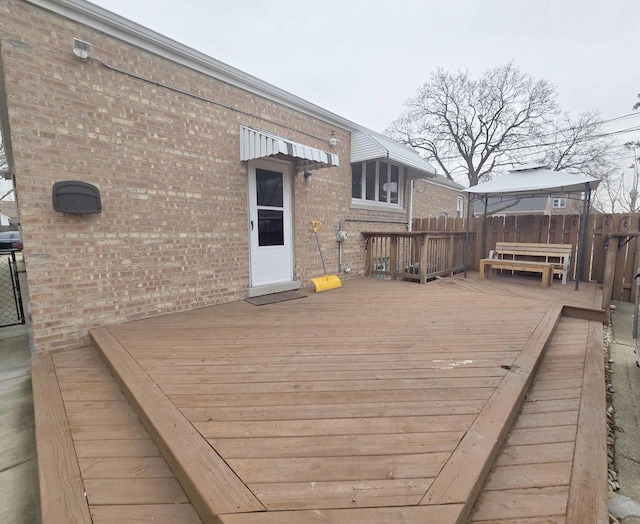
[539,112,614,173]
[589,141,640,213]
[634,93,640,111]
[590,169,627,213]
[387,62,558,186]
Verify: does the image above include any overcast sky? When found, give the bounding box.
[88,0,639,136]
[2,0,640,201]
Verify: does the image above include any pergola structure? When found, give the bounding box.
[462,164,601,290]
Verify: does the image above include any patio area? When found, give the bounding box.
[33,274,608,523]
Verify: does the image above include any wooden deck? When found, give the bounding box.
[32,274,608,523]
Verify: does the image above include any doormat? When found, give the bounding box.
[245,290,308,306]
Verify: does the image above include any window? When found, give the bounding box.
[351,160,402,207]
[553,197,567,208]
[456,196,464,218]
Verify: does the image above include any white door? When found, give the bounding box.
[248,161,293,287]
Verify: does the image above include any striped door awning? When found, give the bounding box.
[239,126,339,171]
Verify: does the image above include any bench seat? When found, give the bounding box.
[481,242,572,286]
[479,258,554,288]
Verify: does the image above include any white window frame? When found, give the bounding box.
[552,197,567,208]
[456,196,464,218]
[351,160,404,209]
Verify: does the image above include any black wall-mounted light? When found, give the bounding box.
[303,171,313,182]
[52,181,102,214]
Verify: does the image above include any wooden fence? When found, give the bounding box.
[413,214,640,303]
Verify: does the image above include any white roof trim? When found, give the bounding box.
[240,126,339,171]
[351,131,436,177]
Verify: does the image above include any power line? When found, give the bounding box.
[502,126,640,153]
[600,112,640,125]
[433,124,640,163]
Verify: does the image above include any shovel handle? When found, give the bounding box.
[310,220,322,233]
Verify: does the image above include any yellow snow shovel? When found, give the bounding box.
[310,221,342,292]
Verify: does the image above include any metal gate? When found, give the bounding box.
[0,250,25,328]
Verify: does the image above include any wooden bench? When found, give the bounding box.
[480,242,572,288]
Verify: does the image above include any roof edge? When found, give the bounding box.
[25,0,364,132]
[416,176,465,191]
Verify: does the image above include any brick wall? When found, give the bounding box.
[0,1,412,351]
[412,178,465,219]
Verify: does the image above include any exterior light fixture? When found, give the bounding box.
[72,38,92,60]
[303,171,313,182]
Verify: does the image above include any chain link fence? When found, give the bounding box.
[0,250,25,328]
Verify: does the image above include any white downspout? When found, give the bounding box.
[407,179,414,232]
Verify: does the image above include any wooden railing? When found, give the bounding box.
[362,231,468,283]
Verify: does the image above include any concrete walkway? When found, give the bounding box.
[0,323,40,524]
[610,301,640,524]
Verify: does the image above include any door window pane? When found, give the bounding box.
[258,209,284,246]
[256,169,283,207]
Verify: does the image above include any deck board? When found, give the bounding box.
[227,454,447,483]
[217,504,465,524]
[91,327,265,520]
[180,399,486,421]
[31,354,92,523]
[90,504,202,524]
[470,317,606,523]
[33,275,607,523]
[566,321,608,523]
[50,347,202,523]
[419,304,563,521]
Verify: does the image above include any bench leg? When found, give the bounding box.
[541,266,551,288]
[479,261,490,280]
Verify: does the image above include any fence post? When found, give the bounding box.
[390,235,398,280]
[447,234,455,275]
[419,234,428,284]
[602,234,618,315]
[364,237,372,277]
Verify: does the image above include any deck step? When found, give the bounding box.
[90,327,265,522]
[32,347,202,523]
[32,354,92,523]
[470,318,608,522]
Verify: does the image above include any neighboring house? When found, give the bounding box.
[472,194,582,217]
[0,0,444,352]
[412,176,466,219]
